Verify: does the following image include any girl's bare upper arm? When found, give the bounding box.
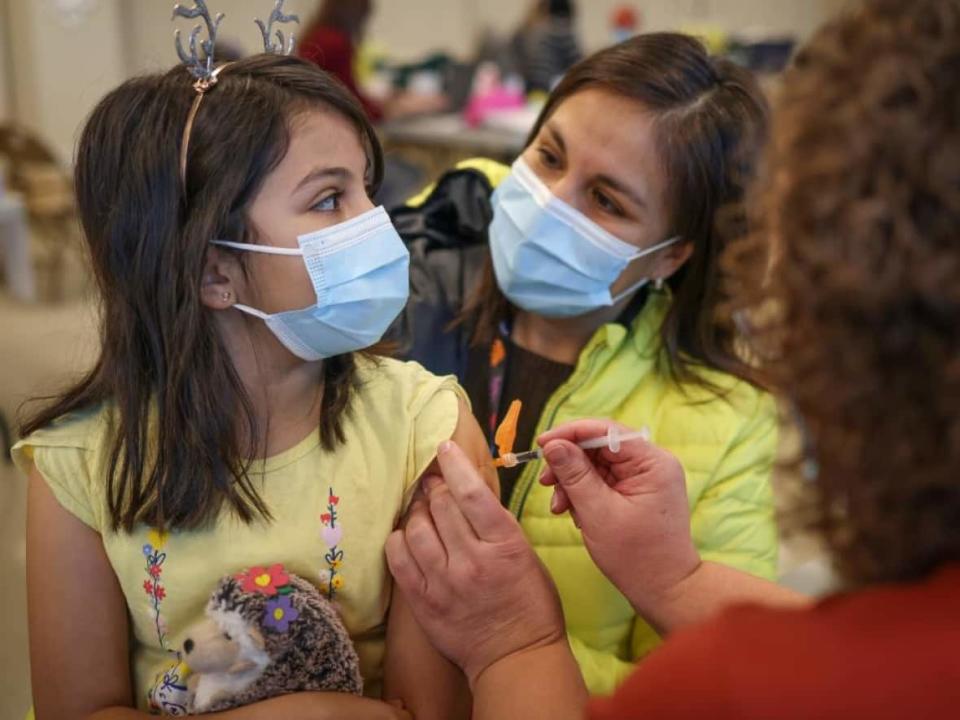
[424,395,498,494]
[381,395,495,720]
[27,465,134,719]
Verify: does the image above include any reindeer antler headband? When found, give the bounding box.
[174,0,300,186]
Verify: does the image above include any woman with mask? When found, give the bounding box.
[391,32,777,694]
[386,2,960,716]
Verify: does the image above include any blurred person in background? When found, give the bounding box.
[299,0,449,121]
[511,0,582,92]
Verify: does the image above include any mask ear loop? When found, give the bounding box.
[610,236,683,303]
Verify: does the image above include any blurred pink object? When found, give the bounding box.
[464,85,526,128]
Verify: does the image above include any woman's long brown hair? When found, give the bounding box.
[462,33,769,392]
[19,55,384,533]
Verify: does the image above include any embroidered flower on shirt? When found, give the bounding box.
[263,595,300,633]
[319,487,345,599]
[235,564,290,597]
[142,531,172,650]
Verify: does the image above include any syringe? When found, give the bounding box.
[495,425,651,468]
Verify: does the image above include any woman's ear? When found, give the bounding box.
[651,239,694,283]
[200,246,242,311]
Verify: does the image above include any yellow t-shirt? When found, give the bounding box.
[13,358,464,713]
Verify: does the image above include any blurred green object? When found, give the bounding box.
[388,52,454,90]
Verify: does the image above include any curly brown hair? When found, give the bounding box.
[725,0,960,586]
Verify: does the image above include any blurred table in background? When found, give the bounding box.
[0,194,36,303]
[380,111,529,182]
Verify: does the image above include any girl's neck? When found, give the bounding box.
[511,303,624,365]
[220,315,324,458]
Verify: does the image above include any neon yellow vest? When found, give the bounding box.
[415,159,778,695]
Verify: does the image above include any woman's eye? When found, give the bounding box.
[223,632,232,641]
[593,189,622,216]
[537,147,560,169]
[311,192,341,213]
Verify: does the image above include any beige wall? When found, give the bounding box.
[0,0,8,122]
[5,0,126,164]
[2,0,850,165]
[472,0,850,56]
[125,0,474,73]
[128,0,850,68]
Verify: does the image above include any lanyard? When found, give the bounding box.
[486,321,512,451]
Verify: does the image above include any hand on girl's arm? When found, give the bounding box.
[383,396,493,720]
[27,467,408,720]
[385,438,588,720]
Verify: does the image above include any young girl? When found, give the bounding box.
[15,52,490,719]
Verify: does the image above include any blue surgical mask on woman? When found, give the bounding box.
[212,205,409,360]
[489,157,681,318]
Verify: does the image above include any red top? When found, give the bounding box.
[589,565,960,719]
[297,25,383,122]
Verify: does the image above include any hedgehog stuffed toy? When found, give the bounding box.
[180,564,362,713]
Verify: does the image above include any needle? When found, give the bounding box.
[495,426,651,468]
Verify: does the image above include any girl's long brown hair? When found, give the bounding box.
[19,55,383,533]
[462,33,769,391]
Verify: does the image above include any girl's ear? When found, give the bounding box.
[201,246,242,311]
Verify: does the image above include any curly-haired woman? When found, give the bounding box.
[384,0,960,717]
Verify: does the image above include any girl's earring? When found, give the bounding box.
[653,278,665,291]
[221,291,232,303]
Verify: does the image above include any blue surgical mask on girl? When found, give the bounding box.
[212,206,409,360]
[489,157,682,318]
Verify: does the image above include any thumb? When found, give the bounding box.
[542,439,615,521]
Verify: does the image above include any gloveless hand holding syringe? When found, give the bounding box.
[496,425,652,468]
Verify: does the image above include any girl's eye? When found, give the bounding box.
[593,188,622,216]
[223,632,232,641]
[311,192,342,213]
[537,147,560,169]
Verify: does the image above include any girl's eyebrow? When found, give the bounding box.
[293,166,351,193]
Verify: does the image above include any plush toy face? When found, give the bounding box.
[181,566,363,714]
[182,610,266,675]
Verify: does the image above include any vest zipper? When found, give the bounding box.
[508,342,607,518]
